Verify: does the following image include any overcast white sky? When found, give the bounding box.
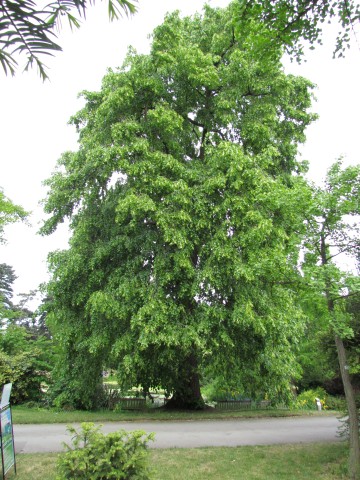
[0,0,359,304]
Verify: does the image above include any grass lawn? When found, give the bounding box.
[6,442,348,479]
[12,405,336,424]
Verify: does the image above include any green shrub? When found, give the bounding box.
[0,350,49,404]
[325,395,346,411]
[57,422,154,479]
[202,379,248,402]
[49,350,106,410]
[0,325,55,404]
[294,387,328,410]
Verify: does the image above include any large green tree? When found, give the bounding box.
[41,3,316,409]
[0,0,137,79]
[302,160,360,479]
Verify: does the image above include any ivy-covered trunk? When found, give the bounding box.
[321,229,360,480]
[165,352,205,410]
[334,335,360,480]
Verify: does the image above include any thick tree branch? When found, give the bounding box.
[331,291,360,303]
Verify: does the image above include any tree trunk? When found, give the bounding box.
[335,334,360,480]
[320,230,360,479]
[165,352,205,410]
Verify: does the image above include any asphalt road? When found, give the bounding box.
[14,416,341,453]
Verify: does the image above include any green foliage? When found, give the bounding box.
[301,160,360,349]
[0,189,27,243]
[56,422,154,479]
[0,325,54,404]
[326,395,346,411]
[42,3,316,409]
[0,263,56,405]
[300,160,360,477]
[201,377,250,403]
[297,284,360,394]
[344,291,360,377]
[296,313,337,392]
[237,0,360,60]
[0,263,17,320]
[294,387,328,410]
[48,349,105,410]
[0,0,137,80]
[0,349,46,404]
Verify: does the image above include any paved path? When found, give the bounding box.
[14,416,341,453]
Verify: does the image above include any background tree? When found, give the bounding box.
[0,190,28,321]
[0,263,17,318]
[302,160,360,479]
[0,188,27,242]
[0,267,55,404]
[0,263,39,327]
[0,0,137,80]
[295,302,339,393]
[41,3,316,410]
[0,323,55,404]
[296,275,360,400]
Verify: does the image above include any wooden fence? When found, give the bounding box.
[215,400,271,410]
[117,398,147,410]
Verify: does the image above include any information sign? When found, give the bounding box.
[0,384,16,479]
[0,384,12,409]
[1,407,15,475]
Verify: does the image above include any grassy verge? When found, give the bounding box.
[6,442,348,479]
[12,405,337,424]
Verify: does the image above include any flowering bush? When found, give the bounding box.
[294,387,328,410]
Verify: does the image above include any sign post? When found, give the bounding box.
[0,384,16,479]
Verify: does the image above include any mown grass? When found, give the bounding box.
[6,442,348,479]
[12,405,335,424]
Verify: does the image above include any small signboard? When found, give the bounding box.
[0,384,11,409]
[0,384,16,479]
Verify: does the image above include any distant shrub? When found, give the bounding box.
[295,387,328,410]
[326,395,346,411]
[0,325,54,404]
[202,380,248,402]
[0,350,49,404]
[57,422,154,479]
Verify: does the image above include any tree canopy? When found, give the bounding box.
[0,0,137,80]
[41,3,316,409]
